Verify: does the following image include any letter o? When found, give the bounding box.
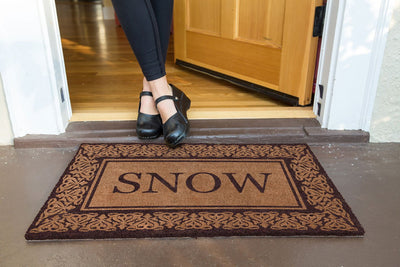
[186,172,221,193]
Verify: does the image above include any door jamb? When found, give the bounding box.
[314,0,395,131]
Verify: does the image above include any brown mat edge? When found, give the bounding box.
[25,143,365,240]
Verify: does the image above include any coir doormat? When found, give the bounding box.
[25,143,364,240]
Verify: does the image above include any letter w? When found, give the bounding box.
[223,173,271,193]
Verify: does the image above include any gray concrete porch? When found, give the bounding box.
[0,142,399,266]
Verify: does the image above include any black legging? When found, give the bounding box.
[112,0,174,81]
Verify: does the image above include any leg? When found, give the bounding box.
[143,0,174,118]
[112,0,167,81]
[113,0,189,147]
[150,0,174,64]
[112,0,176,120]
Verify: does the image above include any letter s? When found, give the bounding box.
[113,172,141,194]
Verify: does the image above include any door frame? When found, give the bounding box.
[314,0,395,130]
[1,0,395,137]
[0,0,71,138]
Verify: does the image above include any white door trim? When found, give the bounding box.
[37,0,72,131]
[0,0,71,138]
[315,0,395,131]
[313,0,345,129]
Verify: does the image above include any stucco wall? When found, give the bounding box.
[0,74,14,145]
[370,0,400,142]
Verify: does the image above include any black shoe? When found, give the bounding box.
[155,84,191,148]
[136,91,163,139]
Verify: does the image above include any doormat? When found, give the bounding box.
[25,143,364,240]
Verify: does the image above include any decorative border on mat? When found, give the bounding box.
[25,144,364,239]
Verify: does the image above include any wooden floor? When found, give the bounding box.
[56,0,315,121]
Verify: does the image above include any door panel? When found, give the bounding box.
[187,31,281,87]
[174,0,322,105]
[188,0,221,36]
[237,0,285,48]
[279,0,322,101]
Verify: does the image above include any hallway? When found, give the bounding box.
[1,143,400,266]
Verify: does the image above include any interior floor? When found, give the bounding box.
[56,0,315,121]
[1,143,399,266]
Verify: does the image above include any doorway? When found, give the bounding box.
[56,0,316,122]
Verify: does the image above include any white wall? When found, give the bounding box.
[0,75,14,145]
[370,0,400,142]
[0,0,71,138]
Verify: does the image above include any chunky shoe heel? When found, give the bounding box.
[180,92,191,119]
[155,84,191,148]
[136,91,163,139]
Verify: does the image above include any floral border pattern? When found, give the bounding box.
[25,144,364,240]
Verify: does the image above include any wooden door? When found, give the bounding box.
[174,0,323,106]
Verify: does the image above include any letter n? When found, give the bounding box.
[143,173,182,193]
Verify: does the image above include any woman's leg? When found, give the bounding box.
[113,0,189,148]
[143,0,174,118]
[149,0,174,64]
[112,0,169,80]
[112,0,176,120]
[142,0,175,92]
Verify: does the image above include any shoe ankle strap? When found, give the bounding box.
[155,95,178,106]
[140,91,153,98]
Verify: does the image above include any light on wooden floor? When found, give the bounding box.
[57,1,316,122]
